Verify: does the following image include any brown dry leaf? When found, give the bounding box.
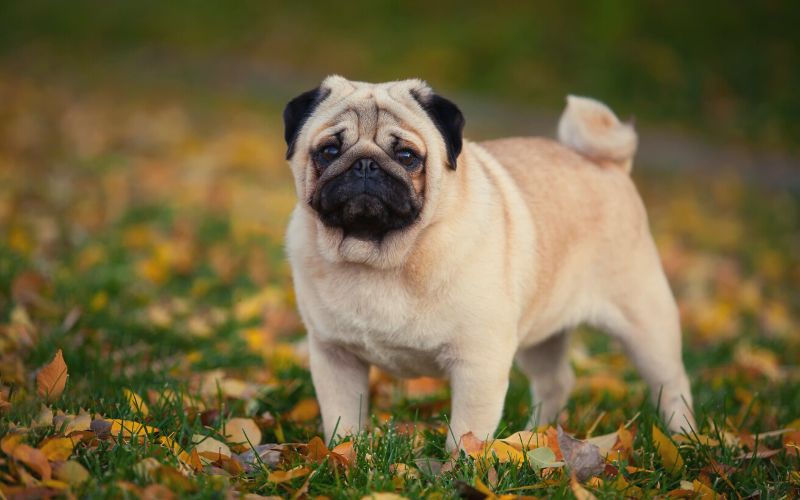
[267,465,310,483]
[123,388,149,417]
[223,417,262,451]
[332,441,356,467]
[53,460,90,487]
[142,484,176,500]
[306,436,329,463]
[13,444,52,480]
[458,431,485,456]
[652,424,684,477]
[557,427,604,482]
[39,437,74,461]
[287,398,319,422]
[36,349,68,402]
[570,472,598,500]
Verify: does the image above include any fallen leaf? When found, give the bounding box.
[361,494,409,500]
[570,472,597,500]
[123,388,149,416]
[652,424,684,477]
[109,419,158,437]
[13,444,52,480]
[223,417,262,451]
[36,349,68,402]
[33,404,54,428]
[193,435,232,461]
[237,444,284,471]
[267,465,310,483]
[500,431,548,451]
[458,431,485,455]
[1,432,25,455]
[287,398,319,422]
[58,409,92,434]
[484,440,526,464]
[39,437,74,461]
[527,446,565,470]
[53,460,90,487]
[142,484,176,500]
[558,427,604,482]
[332,440,356,468]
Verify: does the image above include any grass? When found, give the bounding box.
[1,61,799,498]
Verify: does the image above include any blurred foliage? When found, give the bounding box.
[1,0,799,150]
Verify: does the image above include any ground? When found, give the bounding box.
[0,61,799,499]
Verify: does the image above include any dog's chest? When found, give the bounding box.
[307,269,451,377]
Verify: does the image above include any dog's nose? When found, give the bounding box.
[351,158,379,178]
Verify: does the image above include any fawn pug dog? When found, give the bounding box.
[283,76,695,449]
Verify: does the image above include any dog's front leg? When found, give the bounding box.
[308,335,369,443]
[446,350,514,450]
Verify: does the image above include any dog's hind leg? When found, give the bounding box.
[601,265,696,433]
[515,330,575,428]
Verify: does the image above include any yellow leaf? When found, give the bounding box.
[54,460,90,487]
[108,419,158,437]
[360,494,408,500]
[267,465,310,483]
[39,437,74,461]
[652,424,684,477]
[223,418,262,451]
[499,431,548,451]
[692,480,718,500]
[36,349,68,402]
[287,398,319,422]
[484,441,525,464]
[159,435,194,469]
[123,388,149,417]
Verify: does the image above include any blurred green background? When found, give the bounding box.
[2,0,799,150]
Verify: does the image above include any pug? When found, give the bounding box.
[283,76,695,449]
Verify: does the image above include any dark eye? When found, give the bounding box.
[395,149,418,167]
[319,145,340,162]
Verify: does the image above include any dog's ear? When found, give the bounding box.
[283,86,331,159]
[412,90,465,169]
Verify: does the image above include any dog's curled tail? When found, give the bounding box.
[557,95,638,173]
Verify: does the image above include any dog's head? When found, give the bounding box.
[283,76,464,266]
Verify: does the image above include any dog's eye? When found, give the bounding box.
[395,149,417,167]
[319,145,340,162]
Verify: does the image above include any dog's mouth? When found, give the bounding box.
[311,169,421,240]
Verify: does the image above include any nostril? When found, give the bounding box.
[352,158,379,177]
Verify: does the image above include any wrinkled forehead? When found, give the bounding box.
[306,79,432,147]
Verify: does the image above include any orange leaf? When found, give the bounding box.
[13,444,52,480]
[267,465,310,483]
[570,472,597,500]
[332,441,356,467]
[288,398,319,422]
[1,432,25,455]
[36,349,68,402]
[306,436,329,462]
[39,437,74,462]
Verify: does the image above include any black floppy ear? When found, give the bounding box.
[412,90,465,169]
[283,86,331,159]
